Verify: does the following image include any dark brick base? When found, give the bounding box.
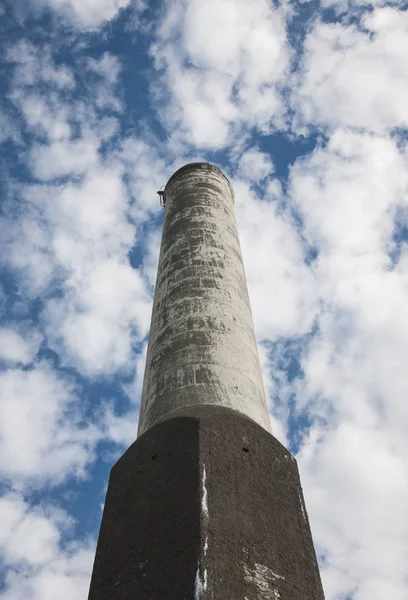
[88,406,325,599]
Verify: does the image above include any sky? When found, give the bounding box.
[0,0,407,598]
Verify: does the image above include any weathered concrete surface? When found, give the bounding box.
[88,407,325,600]
[138,163,271,436]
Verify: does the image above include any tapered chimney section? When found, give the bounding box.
[138,163,271,435]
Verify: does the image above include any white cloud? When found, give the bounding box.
[3,166,129,288]
[29,137,100,180]
[298,419,408,600]
[45,257,151,376]
[288,129,408,599]
[231,175,319,444]
[0,494,94,600]
[7,41,75,90]
[234,177,318,341]
[15,93,72,141]
[319,0,405,15]
[6,43,122,146]
[290,130,407,255]
[114,137,170,219]
[0,327,41,365]
[100,404,139,447]
[257,341,288,445]
[0,112,21,145]
[0,365,99,487]
[1,41,159,376]
[0,494,61,566]
[86,53,122,85]
[39,167,134,261]
[294,7,408,133]
[1,165,153,375]
[5,43,77,143]
[237,147,275,182]
[83,54,123,112]
[138,227,162,290]
[2,550,93,600]
[0,286,6,317]
[22,0,137,29]
[99,342,147,448]
[151,0,290,148]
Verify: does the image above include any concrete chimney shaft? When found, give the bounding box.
[138,162,271,435]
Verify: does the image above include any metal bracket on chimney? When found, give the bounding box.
[157,190,166,207]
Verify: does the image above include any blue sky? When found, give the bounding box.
[0,0,408,598]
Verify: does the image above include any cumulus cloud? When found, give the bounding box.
[47,0,131,28]
[234,177,318,342]
[0,494,94,600]
[114,137,170,219]
[29,138,100,180]
[293,7,408,133]
[2,163,154,375]
[1,41,159,376]
[287,129,408,598]
[319,0,405,15]
[0,494,63,566]
[0,327,42,365]
[13,0,145,29]
[6,43,122,146]
[237,147,275,182]
[44,255,151,376]
[291,130,407,255]
[86,52,122,85]
[0,364,100,487]
[150,0,290,148]
[7,41,75,90]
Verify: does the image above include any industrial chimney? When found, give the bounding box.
[88,163,325,600]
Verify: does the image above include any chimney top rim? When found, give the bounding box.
[165,162,234,200]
